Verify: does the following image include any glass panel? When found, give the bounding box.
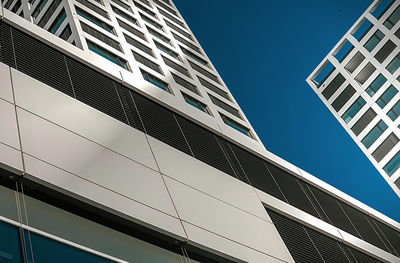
[142,70,169,91]
[313,60,335,86]
[0,221,23,263]
[352,18,373,41]
[384,150,400,176]
[48,10,66,34]
[384,5,400,29]
[342,96,366,123]
[386,53,400,74]
[371,0,395,19]
[361,120,388,148]
[183,93,209,113]
[366,73,387,96]
[364,30,384,52]
[221,114,251,137]
[87,41,128,69]
[25,230,113,263]
[377,85,398,108]
[334,40,354,62]
[387,99,400,120]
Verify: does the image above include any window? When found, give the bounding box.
[154,40,180,60]
[384,5,400,29]
[366,73,387,97]
[387,99,400,120]
[209,94,242,119]
[364,30,385,52]
[134,1,157,19]
[313,60,335,87]
[181,46,209,67]
[111,5,136,24]
[221,114,252,138]
[162,55,191,78]
[332,84,356,112]
[355,62,376,85]
[164,19,193,40]
[117,19,146,41]
[362,120,388,148]
[182,93,209,114]
[147,26,171,45]
[352,18,373,41]
[371,0,395,19]
[48,9,66,34]
[81,23,121,51]
[322,73,346,100]
[375,40,396,63]
[344,51,365,74]
[352,108,377,136]
[377,85,398,108]
[189,61,221,84]
[32,0,49,19]
[396,178,400,189]
[76,7,114,34]
[386,53,400,74]
[0,221,24,263]
[125,34,154,57]
[373,133,399,162]
[154,0,178,17]
[132,50,163,75]
[60,25,72,41]
[141,70,169,91]
[171,73,199,95]
[384,150,400,176]
[38,0,62,28]
[342,96,366,124]
[172,32,201,54]
[157,7,186,28]
[198,76,231,101]
[111,0,132,12]
[76,0,109,19]
[87,40,128,69]
[139,12,164,30]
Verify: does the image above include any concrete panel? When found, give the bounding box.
[11,68,157,170]
[0,142,23,173]
[17,108,177,218]
[0,63,13,103]
[23,154,187,240]
[184,222,293,263]
[148,136,269,221]
[0,99,20,150]
[339,229,400,263]
[164,177,293,262]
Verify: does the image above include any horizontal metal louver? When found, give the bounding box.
[132,93,192,155]
[65,57,128,124]
[12,27,74,97]
[176,116,235,176]
[0,23,16,68]
[217,138,249,183]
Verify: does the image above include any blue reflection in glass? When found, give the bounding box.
[0,221,23,263]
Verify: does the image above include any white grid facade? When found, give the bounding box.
[308,0,400,198]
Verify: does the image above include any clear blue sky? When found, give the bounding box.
[173,0,400,221]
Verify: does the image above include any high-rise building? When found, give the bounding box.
[0,0,399,262]
[308,0,400,198]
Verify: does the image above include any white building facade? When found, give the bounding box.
[308,0,400,198]
[0,0,399,262]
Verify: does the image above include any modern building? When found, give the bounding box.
[307,0,400,198]
[0,0,399,262]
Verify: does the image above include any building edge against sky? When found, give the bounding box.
[307,0,400,198]
[0,0,400,262]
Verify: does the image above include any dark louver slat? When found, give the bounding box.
[176,116,235,176]
[266,163,321,219]
[114,83,145,132]
[230,144,286,201]
[0,23,16,68]
[66,58,127,124]
[12,28,74,97]
[373,219,400,257]
[132,93,192,155]
[217,138,249,183]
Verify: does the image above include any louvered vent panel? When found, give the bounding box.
[217,138,248,183]
[267,163,320,219]
[300,183,329,222]
[306,228,350,262]
[132,93,191,155]
[373,219,400,256]
[114,83,144,132]
[267,209,324,263]
[309,186,361,238]
[349,247,382,263]
[230,144,285,200]
[339,202,389,252]
[176,116,235,176]
[65,58,128,124]
[12,28,74,97]
[0,23,16,68]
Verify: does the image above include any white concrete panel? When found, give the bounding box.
[339,229,400,263]
[183,222,293,263]
[17,108,177,218]
[0,63,13,103]
[0,99,20,150]
[23,154,187,240]
[11,69,157,170]
[148,136,269,221]
[0,143,23,173]
[164,177,293,262]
